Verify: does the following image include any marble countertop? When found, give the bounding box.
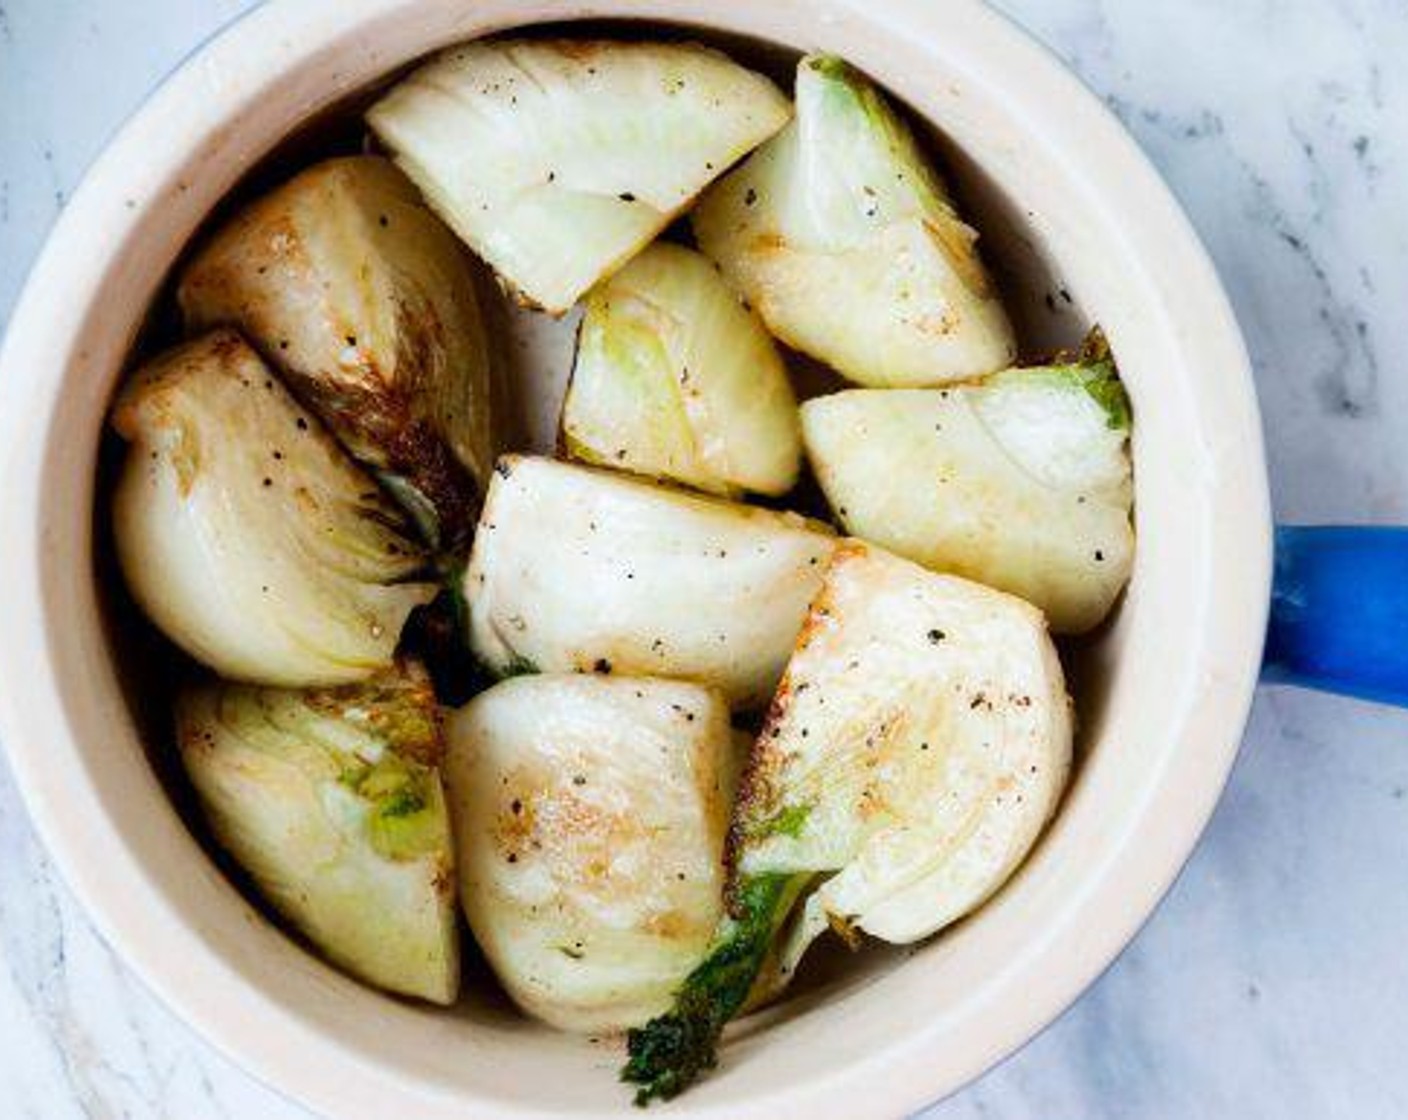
[2,1,1407,1117]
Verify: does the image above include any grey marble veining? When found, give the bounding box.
[2,2,1407,1117]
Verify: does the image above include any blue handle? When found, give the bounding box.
[1264,526,1408,708]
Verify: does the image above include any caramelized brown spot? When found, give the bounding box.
[549,40,608,64]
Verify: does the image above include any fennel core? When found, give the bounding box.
[622,872,805,1105]
[750,800,813,841]
[1048,326,1130,431]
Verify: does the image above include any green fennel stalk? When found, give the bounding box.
[621,873,808,1105]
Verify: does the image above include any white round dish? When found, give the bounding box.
[0,1,1272,1117]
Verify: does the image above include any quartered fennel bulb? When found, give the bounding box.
[176,663,459,1004]
[367,40,791,313]
[736,542,1071,948]
[178,156,495,548]
[562,241,801,497]
[693,54,1015,387]
[111,331,436,686]
[463,456,836,708]
[802,333,1134,632]
[624,541,1071,1103]
[445,674,736,1031]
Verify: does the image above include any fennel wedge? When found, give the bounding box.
[694,54,1015,387]
[802,331,1134,632]
[179,156,494,548]
[111,330,436,686]
[624,541,1071,1102]
[177,662,459,1004]
[445,674,736,1032]
[367,40,791,313]
[563,241,801,497]
[464,456,835,708]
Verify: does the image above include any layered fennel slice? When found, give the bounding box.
[111,331,436,686]
[178,156,495,548]
[562,241,802,497]
[624,542,1071,1102]
[366,40,791,313]
[693,54,1015,387]
[463,456,835,708]
[176,662,459,1004]
[802,332,1134,633]
[445,674,736,1031]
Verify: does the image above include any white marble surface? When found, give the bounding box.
[2,1,1407,1117]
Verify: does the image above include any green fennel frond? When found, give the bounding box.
[622,873,803,1105]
